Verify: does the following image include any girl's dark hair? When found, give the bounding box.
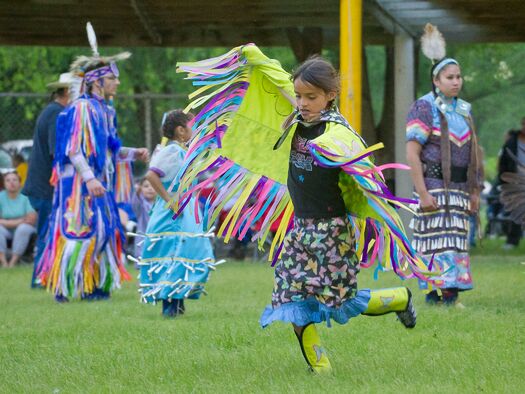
[292,56,340,95]
[138,177,150,186]
[161,109,193,139]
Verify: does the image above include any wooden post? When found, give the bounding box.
[340,0,362,132]
[144,94,152,152]
[286,27,323,63]
[394,30,415,230]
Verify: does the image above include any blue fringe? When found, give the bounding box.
[260,289,371,328]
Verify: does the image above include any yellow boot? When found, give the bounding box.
[296,323,332,374]
[363,287,416,328]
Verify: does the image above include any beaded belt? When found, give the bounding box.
[423,162,468,183]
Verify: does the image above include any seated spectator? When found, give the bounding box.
[0,172,37,267]
[131,177,156,256]
[12,154,28,187]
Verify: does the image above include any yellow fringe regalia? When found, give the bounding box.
[173,44,441,284]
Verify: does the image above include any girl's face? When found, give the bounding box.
[140,179,156,201]
[4,173,21,193]
[175,125,192,144]
[294,77,336,122]
[434,64,463,98]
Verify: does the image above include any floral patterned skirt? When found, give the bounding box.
[260,216,370,327]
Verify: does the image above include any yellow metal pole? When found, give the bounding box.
[340,0,362,132]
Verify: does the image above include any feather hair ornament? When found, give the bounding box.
[86,22,99,57]
[69,21,131,74]
[68,74,84,102]
[421,23,446,63]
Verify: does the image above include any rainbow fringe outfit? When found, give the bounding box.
[36,94,132,299]
[173,44,442,326]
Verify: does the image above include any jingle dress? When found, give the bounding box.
[406,92,475,292]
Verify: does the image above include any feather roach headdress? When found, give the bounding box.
[69,22,130,98]
[420,23,458,77]
[421,23,446,64]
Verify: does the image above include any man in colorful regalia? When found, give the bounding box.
[36,23,149,302]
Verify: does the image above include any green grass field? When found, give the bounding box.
[1,244,524,393]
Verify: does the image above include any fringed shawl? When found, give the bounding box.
[173,44,441,284]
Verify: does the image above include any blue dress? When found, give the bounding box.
[139,142,216,304]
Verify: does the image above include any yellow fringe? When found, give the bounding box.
[268,200,294,261]
[83,239,96,294]
[49,237,66,292]
[220,175,261,243]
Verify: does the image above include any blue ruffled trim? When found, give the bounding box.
[419,279,473,291]
[260,289,371,328]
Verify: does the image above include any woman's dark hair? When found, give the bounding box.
[292,56,340,95]
[12,153,25,166]
[161,109,193,139]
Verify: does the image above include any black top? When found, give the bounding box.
[497,130,521,185]
[22,101,64,199]
[287,122,345,219]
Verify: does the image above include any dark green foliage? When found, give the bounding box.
[0,43,523,177]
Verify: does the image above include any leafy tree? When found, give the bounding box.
[1,42,523,182]
[0,45,298,148]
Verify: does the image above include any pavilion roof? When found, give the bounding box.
[0,0,523,47]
